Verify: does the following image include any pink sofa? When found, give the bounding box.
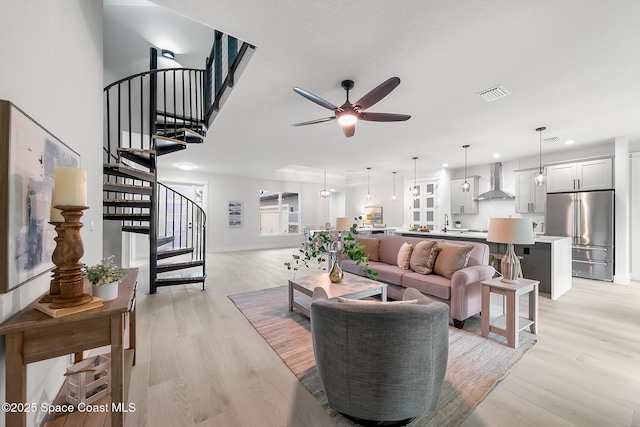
[340,234,495,328]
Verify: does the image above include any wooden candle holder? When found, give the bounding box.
[39,222,64,303]
[49,205,93,309]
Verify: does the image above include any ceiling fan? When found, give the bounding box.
[291,77,411,137]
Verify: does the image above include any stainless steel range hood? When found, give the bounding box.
[474,162,515,201]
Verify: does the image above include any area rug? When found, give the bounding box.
[229,286,536,427]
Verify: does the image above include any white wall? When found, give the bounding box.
[157,169,336,253]
[345,173,406,227]
[632,153,640,281]
[0,1,103,426]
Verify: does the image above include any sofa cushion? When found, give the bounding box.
[397,242,413,269]
[433,241,474,279]
[368,263,406,285]
[377,235,428,265]
[355,237,380,262]
[340,259,366,276]
[401,272,452,300]
[409,240,438,274]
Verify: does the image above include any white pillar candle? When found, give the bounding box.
[50,190,64,222]
[52,167,87,207]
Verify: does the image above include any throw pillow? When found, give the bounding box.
[425,244,443,273]
[337,297,418,305]
[433,241,474,279]
[409,240,437,274]
[397,242,413,270]
[355,237,380,262]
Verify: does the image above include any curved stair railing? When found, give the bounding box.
[102,34,253,294]
[155,183,206,288]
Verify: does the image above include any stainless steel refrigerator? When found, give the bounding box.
[546,190,614,281]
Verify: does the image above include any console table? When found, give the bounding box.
[0,268,138,427]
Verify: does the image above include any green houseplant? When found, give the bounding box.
[84,256,126,301]
[285,217,378,280]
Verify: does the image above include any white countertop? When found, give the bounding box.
[395,229,569,243]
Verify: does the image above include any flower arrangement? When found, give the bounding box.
[285,217,378,280]
[83,256,126,286]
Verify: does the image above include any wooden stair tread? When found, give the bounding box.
[103,182,153,195]
[104,163,154,182]
[157,259,204,268]
[155,273,206,283]
[104,213,150,221]
[121,225,150,234]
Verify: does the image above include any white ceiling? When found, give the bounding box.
[104,0,640,187]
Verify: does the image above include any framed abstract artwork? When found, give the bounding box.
[0,100,80,293]
[228,201,243,228]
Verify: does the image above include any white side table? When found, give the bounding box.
[481,277,539,348]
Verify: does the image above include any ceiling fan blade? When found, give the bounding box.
[291,116,336,127]
[342,124,355,138]
[359,112,411,122]
[293,87,338,111]
[354,77,401,110]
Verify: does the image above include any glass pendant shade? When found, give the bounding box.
[366,167,371,200]
[411,157,419,196]
[320,169,330,198]
[462,145,470,192]
[392,171,397,202]
[534,127,546,186]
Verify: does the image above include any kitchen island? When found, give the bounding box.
[395,229,572,299]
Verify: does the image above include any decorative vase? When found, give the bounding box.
[92,281,119,301]
[329,259,344,283]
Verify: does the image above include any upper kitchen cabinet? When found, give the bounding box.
[546,158,613,193]
[451,176,478,214]
[515,169,546,213]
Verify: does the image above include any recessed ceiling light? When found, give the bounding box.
[493,153,500,158]
[442,163,449,167]
[565,140,575,145]
[178,163,194,170]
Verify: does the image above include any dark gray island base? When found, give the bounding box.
[395,230,572,299]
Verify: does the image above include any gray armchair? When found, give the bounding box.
[310,287,449,425]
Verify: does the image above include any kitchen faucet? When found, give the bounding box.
[444,214,449,232]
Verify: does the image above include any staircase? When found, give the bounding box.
[103,33,254,293]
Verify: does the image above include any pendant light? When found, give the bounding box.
[392,171,397,202]
[366,167,372,200]
[411,157,419,196]
[462,145,470,192]
[320,169,330,198]
[534,127,547,186]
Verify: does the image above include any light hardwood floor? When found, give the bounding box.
[121,248,639,427]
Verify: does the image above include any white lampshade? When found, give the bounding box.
[486,218,534,245]
[336,217,352,231]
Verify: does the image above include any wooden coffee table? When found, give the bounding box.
[289,272,387,317]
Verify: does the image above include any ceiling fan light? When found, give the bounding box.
[534,171,546,186]
[337,111,357,126]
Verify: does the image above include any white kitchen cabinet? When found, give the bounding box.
[546,158,613,193]
[451,176,478,214]
[515,169,546,213]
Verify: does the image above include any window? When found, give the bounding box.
[259,191,300,235]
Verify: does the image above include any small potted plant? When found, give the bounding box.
[83,255,126,301]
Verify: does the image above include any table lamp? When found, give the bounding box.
[486,217,534,284]
[336,217,352,232]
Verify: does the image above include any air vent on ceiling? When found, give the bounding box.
[544,136,561,143]
[476,85,511,102]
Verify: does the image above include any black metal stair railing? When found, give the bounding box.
[156,183,207,279]
[102,32,253,293]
